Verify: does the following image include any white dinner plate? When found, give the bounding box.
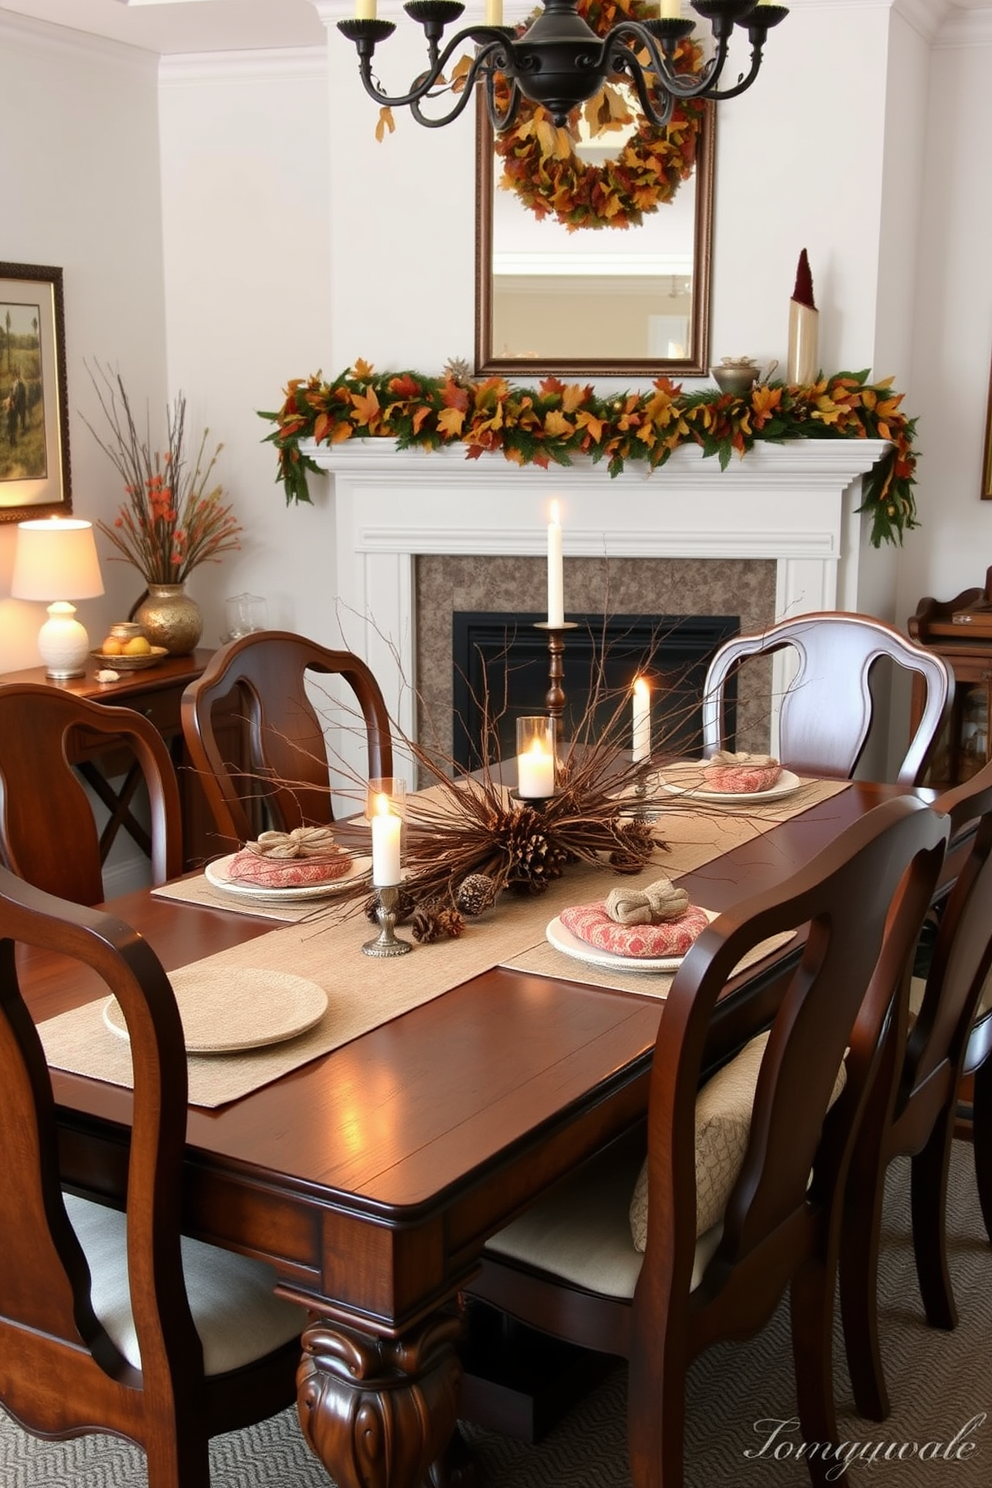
[546,909,716,975]
[655,768,804,804]
[103,966,328,1054]
[204,852,372,903]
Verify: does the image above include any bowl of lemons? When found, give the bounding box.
[93,623,168,671]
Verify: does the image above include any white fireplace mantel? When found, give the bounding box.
[305,437,895,777]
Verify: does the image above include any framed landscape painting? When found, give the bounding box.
[0,262,71,522]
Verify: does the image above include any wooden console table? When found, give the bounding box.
[0,651,237,872]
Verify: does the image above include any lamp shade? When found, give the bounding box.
[11,518,105,602]
[11,518,105,680]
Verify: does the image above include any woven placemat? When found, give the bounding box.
[501,930,797,1001]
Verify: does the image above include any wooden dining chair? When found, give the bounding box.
[701,610,952,786]
[0,682,183,905]
[839,757,992,1421]
[464,795,948,1488]
[181,630,394,852]
[0,865,306,1488]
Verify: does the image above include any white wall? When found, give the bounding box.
[0,11,167,671]
[896,7,992,621]
[157,47,334,647]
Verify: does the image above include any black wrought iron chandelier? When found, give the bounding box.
[337,0,789,132]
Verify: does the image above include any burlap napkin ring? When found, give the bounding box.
[244,827,342,861]
[709,749,779,768]
[605,876,690,925]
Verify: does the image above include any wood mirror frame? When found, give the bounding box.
[474,102,715,379]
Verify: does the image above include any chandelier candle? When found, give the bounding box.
[547,500,564,628]
[632,677,652,763]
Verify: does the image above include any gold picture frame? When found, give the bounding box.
[0,262,71,522]
[983,348,992,500]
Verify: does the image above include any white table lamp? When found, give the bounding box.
[11,517,105,679]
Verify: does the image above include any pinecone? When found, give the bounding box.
[412,902,466,943]
[608,817,655,873]
[499,804,568,894]
[364,888,415,924]
[455,872,498,917]
[443,356,472,386]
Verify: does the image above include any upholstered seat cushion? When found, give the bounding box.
[64,1193,308,1374]
[483,1128,723,1299]
[485,1032,846,1300]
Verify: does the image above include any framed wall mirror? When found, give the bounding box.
[475,102,715,378]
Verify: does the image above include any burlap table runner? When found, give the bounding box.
[40,777,848,1108]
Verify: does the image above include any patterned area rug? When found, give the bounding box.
[2,1143,990,1487]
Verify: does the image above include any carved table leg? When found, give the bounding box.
[297,1311,468,1488]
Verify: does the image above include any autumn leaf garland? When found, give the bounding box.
[260,362,921,548]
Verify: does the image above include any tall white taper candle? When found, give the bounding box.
[371,793,402,885]
[547,500,564,628]
[632,676,652,763]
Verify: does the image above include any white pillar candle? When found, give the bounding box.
[371,793,402,885]
[354,0,377,17]
[485,0,503,23]
[632,676,652,763]
[659,1,681,17]
[547,500,564,628]
[518,737,556,799]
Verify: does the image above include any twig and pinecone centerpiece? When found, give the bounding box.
[364,688,662,944]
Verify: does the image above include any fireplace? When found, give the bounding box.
[304,436,894,790]
[451,611,740,771]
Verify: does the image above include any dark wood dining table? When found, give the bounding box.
[18,779,919,1488]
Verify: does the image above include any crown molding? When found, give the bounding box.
[892,0,952,42]
[0,8,158,76]
[935,4,992,47]
[159,46,327,87]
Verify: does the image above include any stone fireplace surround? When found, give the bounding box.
[306,438,893,787]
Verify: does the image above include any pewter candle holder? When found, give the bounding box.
[362,884,412,958]
[627,773,663,824]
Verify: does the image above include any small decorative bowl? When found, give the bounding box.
[91,645,168,672]
[711,358,760,396]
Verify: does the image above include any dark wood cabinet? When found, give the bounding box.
[909,576,992,790]
[0,651,240,871]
